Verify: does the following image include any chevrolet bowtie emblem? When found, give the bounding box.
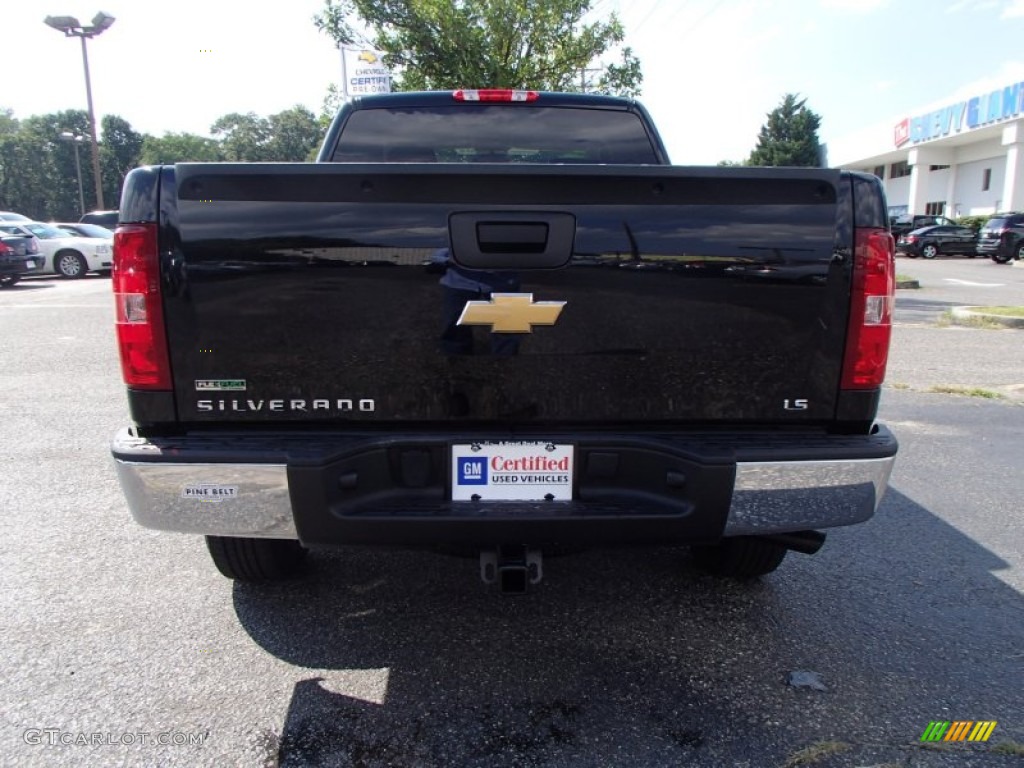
[457,293,566,333]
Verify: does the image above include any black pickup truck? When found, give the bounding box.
[889,213,957,239]
[110,90,897,592]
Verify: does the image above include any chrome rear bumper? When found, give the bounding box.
[112,428,895,542]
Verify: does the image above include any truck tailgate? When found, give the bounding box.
[161,163,849,425]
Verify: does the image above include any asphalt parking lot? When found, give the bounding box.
[1,262,1022,767]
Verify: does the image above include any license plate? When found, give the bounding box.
[451,441,573,501]
[25,260,35,269]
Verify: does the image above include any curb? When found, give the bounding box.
[896,280,921,289]
[951,306,1024,329]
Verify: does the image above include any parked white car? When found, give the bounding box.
[54,222,115,240]
[0,221,112,278]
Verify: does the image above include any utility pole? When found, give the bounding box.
[59,131,87,216]
[578,66,601,93]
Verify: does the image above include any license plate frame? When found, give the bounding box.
[451,441,574,501]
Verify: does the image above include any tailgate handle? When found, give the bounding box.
[449,212,576,269]
[477,222,548,253]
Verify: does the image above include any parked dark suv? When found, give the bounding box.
[976,212,1024,263]
[79,210,119,230]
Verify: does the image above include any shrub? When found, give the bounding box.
[956,214,988,232]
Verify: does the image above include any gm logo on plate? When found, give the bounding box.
[457,457,487,485]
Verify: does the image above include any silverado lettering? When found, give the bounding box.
[195,398,376,413]
[110,90,898,592]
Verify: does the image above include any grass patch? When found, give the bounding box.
[942,310,1005,329]
[889,382,912,390]
[992,741,1024,756]
[782,740,851,767]
[896,274,917,283]
[971,306,1024,317]
[926,385,1004,399]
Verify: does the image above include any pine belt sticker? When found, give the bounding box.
[182,484,239,503]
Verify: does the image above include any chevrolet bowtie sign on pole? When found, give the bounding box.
[341,47,392,97]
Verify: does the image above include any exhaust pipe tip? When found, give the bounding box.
[763,530,826,555]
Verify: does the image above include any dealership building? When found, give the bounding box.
[837,79,1024,218]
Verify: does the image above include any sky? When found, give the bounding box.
[4,0,1024,166]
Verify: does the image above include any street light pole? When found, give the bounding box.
[77,33,104,211]
[59,132,86,216]
[44,12,116,212]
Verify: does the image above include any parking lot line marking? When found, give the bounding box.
[943,279,1005,287]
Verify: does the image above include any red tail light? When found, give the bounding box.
[841,227,895,389]
[453,89,539,102]
[0,242,11,254]
[112,223,172,389]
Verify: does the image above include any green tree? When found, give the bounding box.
[266,106,322,161]
[0,109,94,220]
[211,112,272,161]
[747,94,823,168]
[319,84,345,133]
[100,115,144,210]
[0,107,18,135]
[139,132,223,165]
[314,0,642,96]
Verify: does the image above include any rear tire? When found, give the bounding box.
[691,536,788,578]
[0,274,19,288]
[205,536,307,581]
[921,243,939,259]
[993,252,1013,264]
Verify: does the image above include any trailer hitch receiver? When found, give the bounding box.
[480,546,543,594]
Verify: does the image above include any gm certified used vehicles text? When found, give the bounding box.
[110,90,898,593]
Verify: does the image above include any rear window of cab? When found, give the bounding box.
[331,106,659,165]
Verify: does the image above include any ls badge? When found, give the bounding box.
[457,293,566,334]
